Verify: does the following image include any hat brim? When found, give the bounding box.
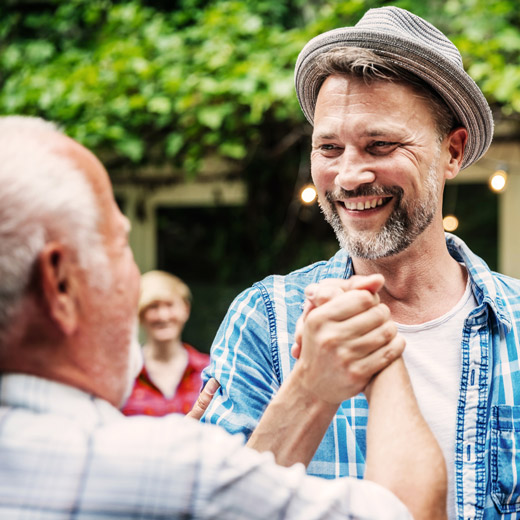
[295,28,494,169]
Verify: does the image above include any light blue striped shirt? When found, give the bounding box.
[0,373,411,519]
[202,233,520,519]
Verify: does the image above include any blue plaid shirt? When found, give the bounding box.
[202,233,520,520]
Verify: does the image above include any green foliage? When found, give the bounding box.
[444,0,520,114]
[0,0,309,170]
[1,0,517,170]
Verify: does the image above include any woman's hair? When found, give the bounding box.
[138,270,192,319]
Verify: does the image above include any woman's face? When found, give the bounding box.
[141,295,190,343]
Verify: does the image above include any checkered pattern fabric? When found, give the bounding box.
[0,374,412,519]
[202,233,520,519]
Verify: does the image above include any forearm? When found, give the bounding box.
[364,358,447,520]
[247,364,338,467]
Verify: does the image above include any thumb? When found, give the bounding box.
[187,378,220,420]
[348,274,385,294]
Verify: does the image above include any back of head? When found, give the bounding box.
[0,116,105,345]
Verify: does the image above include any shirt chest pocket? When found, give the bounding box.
[491,405,520,514]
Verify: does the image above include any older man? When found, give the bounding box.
[201,6,520,520]
[0,115,446,519]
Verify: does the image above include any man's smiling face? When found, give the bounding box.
[311,74,445,259]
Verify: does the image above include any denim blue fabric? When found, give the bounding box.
[202,233,520,519]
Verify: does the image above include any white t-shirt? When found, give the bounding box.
[398,278,477,520]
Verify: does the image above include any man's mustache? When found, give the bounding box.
[325,185,404,202]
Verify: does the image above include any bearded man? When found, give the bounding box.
[201,7,520,520]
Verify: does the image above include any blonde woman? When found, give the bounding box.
[122,270,209,416]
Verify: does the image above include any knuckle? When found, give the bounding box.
[321,333,340,351]
[393,334,406,354]
[316,288,335,305]
[338,277,356,291]
[357,290,375,309]
[305,311,322,333]
[381,321,397,342]
[377,303,391,320]
[194,399,205,412]
[382,347,396,363]
[306,282,319,293]
[371,303,390,326]
[346,364,365,387]
[339,347,355,364]
[381,335,406,363]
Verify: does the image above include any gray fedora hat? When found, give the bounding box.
[295,6,493,170]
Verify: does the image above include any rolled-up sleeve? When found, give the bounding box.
[201,285,279,437]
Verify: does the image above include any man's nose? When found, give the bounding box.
[334,148,376,191]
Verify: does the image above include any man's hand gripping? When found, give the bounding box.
[291,274,405,404]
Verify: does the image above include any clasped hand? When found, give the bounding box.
[291,274,405,405]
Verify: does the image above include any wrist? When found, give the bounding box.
[288,361,341,412]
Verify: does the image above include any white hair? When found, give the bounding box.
[0,116,109,336]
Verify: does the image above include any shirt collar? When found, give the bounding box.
[445,233,512,331]
[323,248,354,280]
[327,234,511,332]
[0,373,123,426]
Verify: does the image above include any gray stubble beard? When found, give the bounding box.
[319,150,441,260]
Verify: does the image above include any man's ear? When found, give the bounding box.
[38,241,79,335]
[444,127,468,181]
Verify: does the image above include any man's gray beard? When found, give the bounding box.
[319,154,441,260]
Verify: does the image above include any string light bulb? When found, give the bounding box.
[489,169,508,193]
[443,214,459,232]
[300,184,317,204]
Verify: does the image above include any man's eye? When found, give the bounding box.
[368,141,399,154]
[320,144,339,151]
